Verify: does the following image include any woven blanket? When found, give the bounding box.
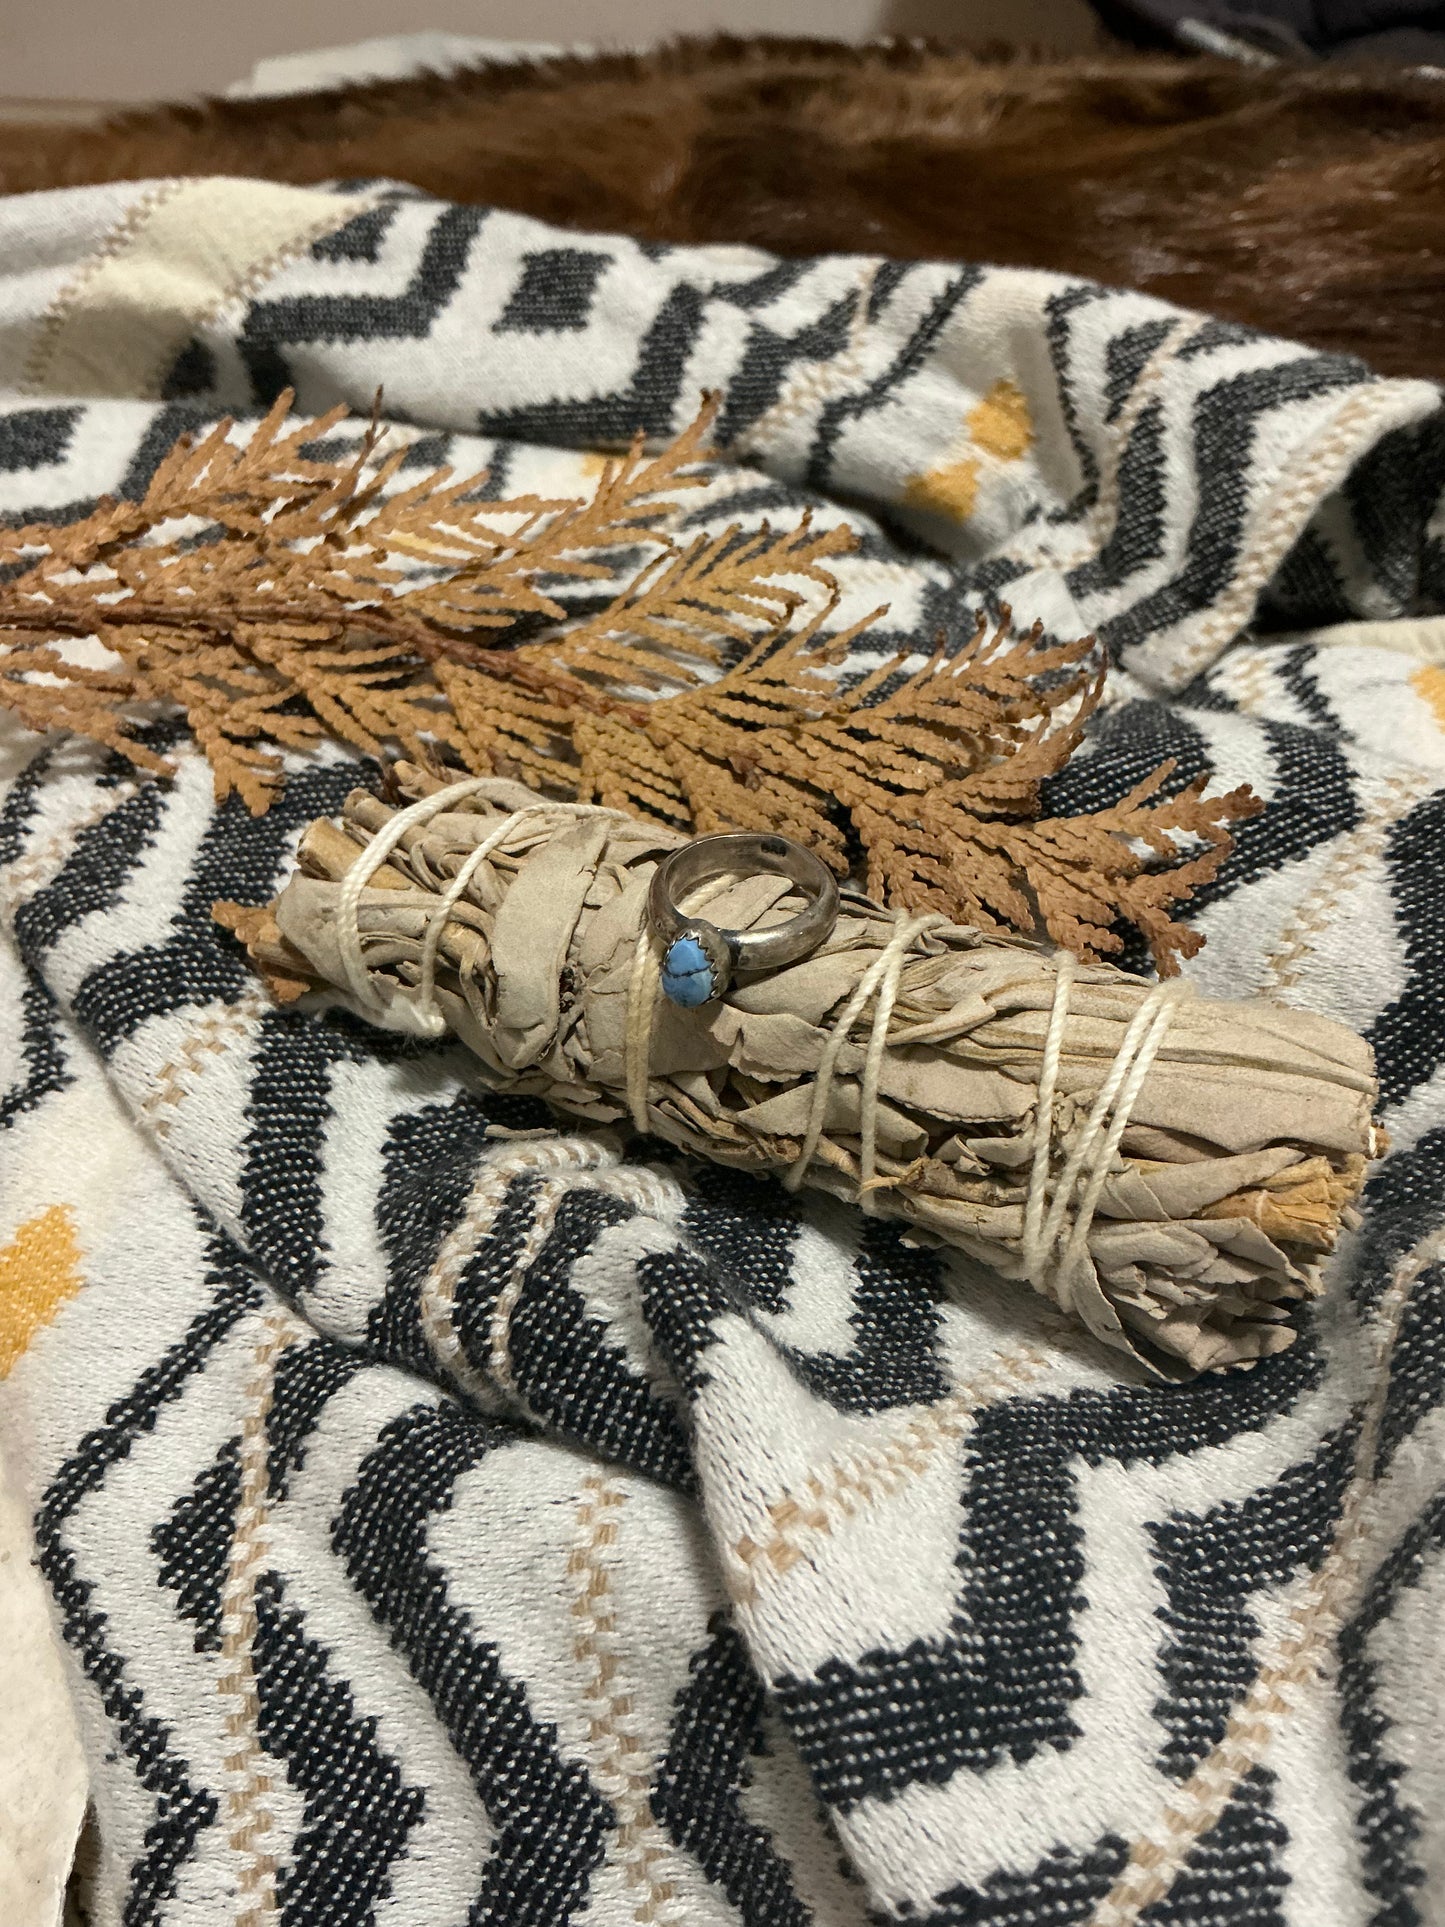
[1,177,1443,1927]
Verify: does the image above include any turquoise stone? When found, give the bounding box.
[661,935,716,1007]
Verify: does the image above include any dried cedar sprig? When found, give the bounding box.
[560,602,1258,971]
[0,391,747,810]
[0,393,1256,969]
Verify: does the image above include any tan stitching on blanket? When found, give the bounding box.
[418,1136,616,1408]
[486,1163,685,1396]
[217,1310,302,1927]
[0,787,140,924]
[19,181,188,396]
[138,988,274,1138]
[732,263,877,456]
[219,211,371,322]
[568,1474,683,1926]
[23,181,382,401]
[1213,648,1274,717]
[486,1176,578,1398]
[127,198,381,405]
[589,1163,686,1220]
[0,745,200,923]
[1084,1226,1441,1927]
[1158,387,1409,683]
[730,1342,1051,1600]
[1262,773,1427,994]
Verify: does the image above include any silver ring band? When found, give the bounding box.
[648,832,840,1006]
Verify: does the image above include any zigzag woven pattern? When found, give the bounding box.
[0,179,1443,1927]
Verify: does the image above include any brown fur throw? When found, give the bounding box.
[4,37,1444,381]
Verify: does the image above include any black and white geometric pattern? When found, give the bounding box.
[0,179,1442,1927]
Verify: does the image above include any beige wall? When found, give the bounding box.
[3,0,1099,104]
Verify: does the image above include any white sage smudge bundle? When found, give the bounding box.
[225,766,1380,1378]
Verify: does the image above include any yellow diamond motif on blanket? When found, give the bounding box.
[967,378,1034,463]
[1411,662,1445,731]
[904,379,1034,523]
[0,1206,82,1378]
[906,454,982,522]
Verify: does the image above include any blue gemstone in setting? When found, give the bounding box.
[661,935,716,1007]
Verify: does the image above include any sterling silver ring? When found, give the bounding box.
[648,832,840,1007]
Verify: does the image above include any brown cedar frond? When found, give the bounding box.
[0,392,1257,967]
[524,515,855,691]
[0,391,725,802]
[576,607,1258,973]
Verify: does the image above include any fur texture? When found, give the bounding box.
[4,37,1445,379]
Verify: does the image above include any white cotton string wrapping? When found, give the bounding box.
[783,912,947,1202]
[856,914,952,1209]
[269,771,1380,1373]
[1053,985,1185,1297]
[624,928,665,1132]
[626,886,1183,1275]
[333,776,624,1036]
[1022,961,1189,1314]
[1022,949,1077,1264]
[622,889,953,1177]
[337,794,1188,1300]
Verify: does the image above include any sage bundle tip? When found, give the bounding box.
[219,764,1379,1380]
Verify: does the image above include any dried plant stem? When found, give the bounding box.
[3,392,1256,967]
